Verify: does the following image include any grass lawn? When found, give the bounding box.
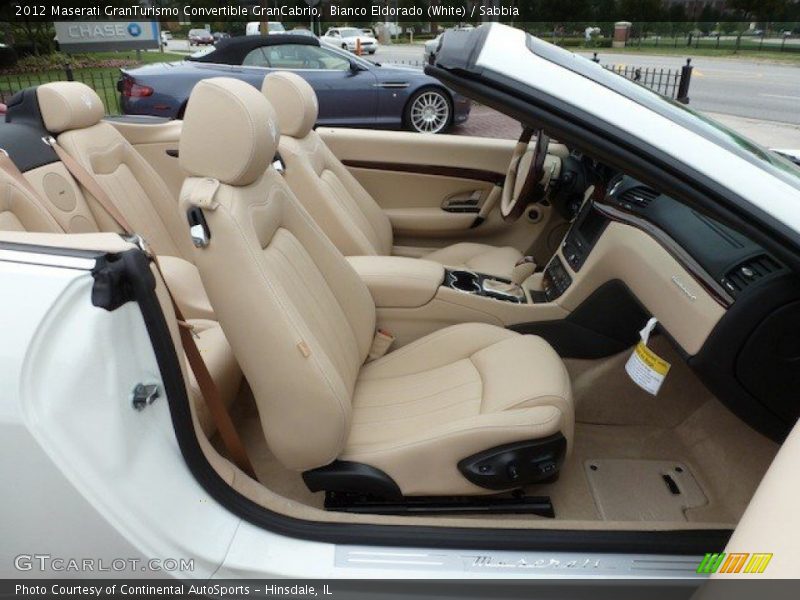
[596,45,800,64]
[0,51,184,115]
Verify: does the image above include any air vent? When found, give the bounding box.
[721,255,781,296]
[619,186,659,209]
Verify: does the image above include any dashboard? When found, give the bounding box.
[541,174,800,441]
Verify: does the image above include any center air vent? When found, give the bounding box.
[720,255,781,297]
[618,186,659,209]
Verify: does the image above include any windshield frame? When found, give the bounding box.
[525,34,800,192]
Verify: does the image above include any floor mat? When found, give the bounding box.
[584,459,708,521]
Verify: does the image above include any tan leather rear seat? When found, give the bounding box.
[0,160,61,233]
[178,77,573,497]
[0,82,242,437]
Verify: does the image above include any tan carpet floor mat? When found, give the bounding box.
[584,459,707,521]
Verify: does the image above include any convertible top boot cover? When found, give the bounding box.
[178,77,574,496]
[261,71,522,281]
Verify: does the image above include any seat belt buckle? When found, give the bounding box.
[178,319,200,339]
[367,329,395,362]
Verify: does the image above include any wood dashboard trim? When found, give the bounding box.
[342,160,506,186]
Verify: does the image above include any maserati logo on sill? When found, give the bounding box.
[671,275,698,301]
[471,555,602,570]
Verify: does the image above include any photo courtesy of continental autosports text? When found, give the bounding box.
[1,1,799,598]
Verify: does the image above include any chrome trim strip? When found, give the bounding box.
[373,82,411,89]
[335,546,706,578]
[593,202,734,308]
[0,248,96,271]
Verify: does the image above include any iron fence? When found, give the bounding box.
[388,58,692,102]
[604,63,682,98]
[0,68,122,114]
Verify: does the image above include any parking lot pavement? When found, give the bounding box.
[451,104,521,140]
[453,104,800,150]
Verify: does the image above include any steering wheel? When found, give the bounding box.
[500,128,551,220]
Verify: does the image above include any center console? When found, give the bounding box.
[446,269,527,303]
[541,200,608,301]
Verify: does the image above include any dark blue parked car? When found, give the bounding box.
[119,35,470,133]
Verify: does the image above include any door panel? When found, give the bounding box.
[715,418,800,578]
[108,117,185,202]
[318,128,567,257]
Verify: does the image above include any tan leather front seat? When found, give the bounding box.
[32,82,241,436]
[178,77,573,497]
[261,71,523,281]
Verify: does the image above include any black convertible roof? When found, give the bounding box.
[187,35,319,65]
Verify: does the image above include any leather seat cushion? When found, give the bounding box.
[422,243,523,280]
[342,322,573,496]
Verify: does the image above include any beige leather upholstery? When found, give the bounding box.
[37,81,106,134]
[344,323,573,495]
[346,256,444,308]
[260,70,317,138]
[38,83,196,263]
[180,77,573,495]
[261,71,522,279]
[30,82,241,436]
[0,166,62,232]
[423,243,523,280]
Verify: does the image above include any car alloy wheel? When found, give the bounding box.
[409,89,451,133]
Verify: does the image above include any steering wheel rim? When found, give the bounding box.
[500,128,550,221]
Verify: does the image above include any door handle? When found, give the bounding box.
[442,190,482,213]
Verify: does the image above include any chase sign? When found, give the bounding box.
[54,21,160,52]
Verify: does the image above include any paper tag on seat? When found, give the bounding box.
[367,329,395,362]
[625,317,671,396]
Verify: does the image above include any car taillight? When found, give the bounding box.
[121,76,153,98]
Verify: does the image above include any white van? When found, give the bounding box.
[245,21,286,35]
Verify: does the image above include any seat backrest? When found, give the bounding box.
[261,71,393,257]
[178,77,377,471]
[36,82,194,261]
[0,161,62,233]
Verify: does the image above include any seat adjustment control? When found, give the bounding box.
[457,434,567,490]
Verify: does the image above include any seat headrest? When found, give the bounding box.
[37,82,105,134]
[261,71,318,139]
[179,77,279,187]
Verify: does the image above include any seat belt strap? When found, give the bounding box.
[41,137,255,478]
[163,268,256,479]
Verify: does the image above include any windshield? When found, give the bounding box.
[339,28,362,38]
[526,34,800,192]
[269,23,285,33]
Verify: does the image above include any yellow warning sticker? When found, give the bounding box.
[634,341,671,376]
[625,318,671,396]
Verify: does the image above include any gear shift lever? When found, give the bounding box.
[511,256,537,285]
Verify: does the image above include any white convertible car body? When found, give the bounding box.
[2,23,799,582]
